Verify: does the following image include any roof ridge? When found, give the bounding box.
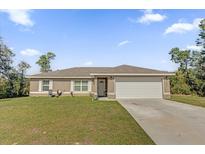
[113,64,169,72]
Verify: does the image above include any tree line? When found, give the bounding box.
[0,37,55,99]
[169,19,205,96]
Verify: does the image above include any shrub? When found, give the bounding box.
[170,71,192,95]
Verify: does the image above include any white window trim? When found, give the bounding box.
[40,79,53,92]
[49,80,53,90]
[88,80,92,92]
[39,80,42,92]
[70,80,74,91]
[71,80,91,92]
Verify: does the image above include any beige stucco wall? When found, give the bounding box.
[92,78,97,94]
[30,78,92,96]
[30,92,91,96]
[107,77,115,99]
[53,79,70,92]
[115,76,163,82]
[107,77,114,93]
[162,78,171,99]
[29,76,171,99]
[30,92,48,96]
[30,79,39,92]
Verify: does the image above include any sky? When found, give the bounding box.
[0,9,204,75]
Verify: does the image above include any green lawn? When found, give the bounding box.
[170,95,205,108]
[0,96,154,145]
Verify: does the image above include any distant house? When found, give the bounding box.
[28,65,174,99]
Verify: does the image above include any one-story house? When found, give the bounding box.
[28,65,174,99]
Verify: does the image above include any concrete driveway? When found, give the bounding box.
[118,99,205,145]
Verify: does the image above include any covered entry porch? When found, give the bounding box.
[92,76,115,99]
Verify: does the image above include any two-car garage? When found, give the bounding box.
[115,77,163,99]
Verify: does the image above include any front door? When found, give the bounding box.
[97,78,107,97]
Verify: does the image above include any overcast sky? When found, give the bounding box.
[0,9,204,75]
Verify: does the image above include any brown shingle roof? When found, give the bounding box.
[29,64,172,78]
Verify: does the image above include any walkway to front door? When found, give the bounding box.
[97,78,107,97]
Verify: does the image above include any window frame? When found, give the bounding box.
[73,80,89,92]
[42,80,50,91]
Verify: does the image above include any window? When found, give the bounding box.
[82,81,88,91]
[74,81,81,91]
[74,80,88,91]
[42,80,50,91]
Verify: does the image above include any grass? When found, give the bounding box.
[0,96,154,145]
[170,95,205,108]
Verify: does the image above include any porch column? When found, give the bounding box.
[92,77,98,97]
[107,76,115,99]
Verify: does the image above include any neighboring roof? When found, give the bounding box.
[28,64,174,78]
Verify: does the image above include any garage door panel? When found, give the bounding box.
[116,79,162,98]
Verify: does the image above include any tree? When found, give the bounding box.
[196,19,205,55]
[5,69,19,98]
[169,70,192,95]
[169,19,205,96]
[192,19,205,96]
[0,78,7,98]
[36,52,56,72]
[0,37,31,98]
[195,19,205,79]
[17,61,31,96]
[0,37,17,98]
[187,69,204,96]
[0,37,15,78]
[169,47,191,74]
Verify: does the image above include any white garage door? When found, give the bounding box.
[116,77,162,99]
